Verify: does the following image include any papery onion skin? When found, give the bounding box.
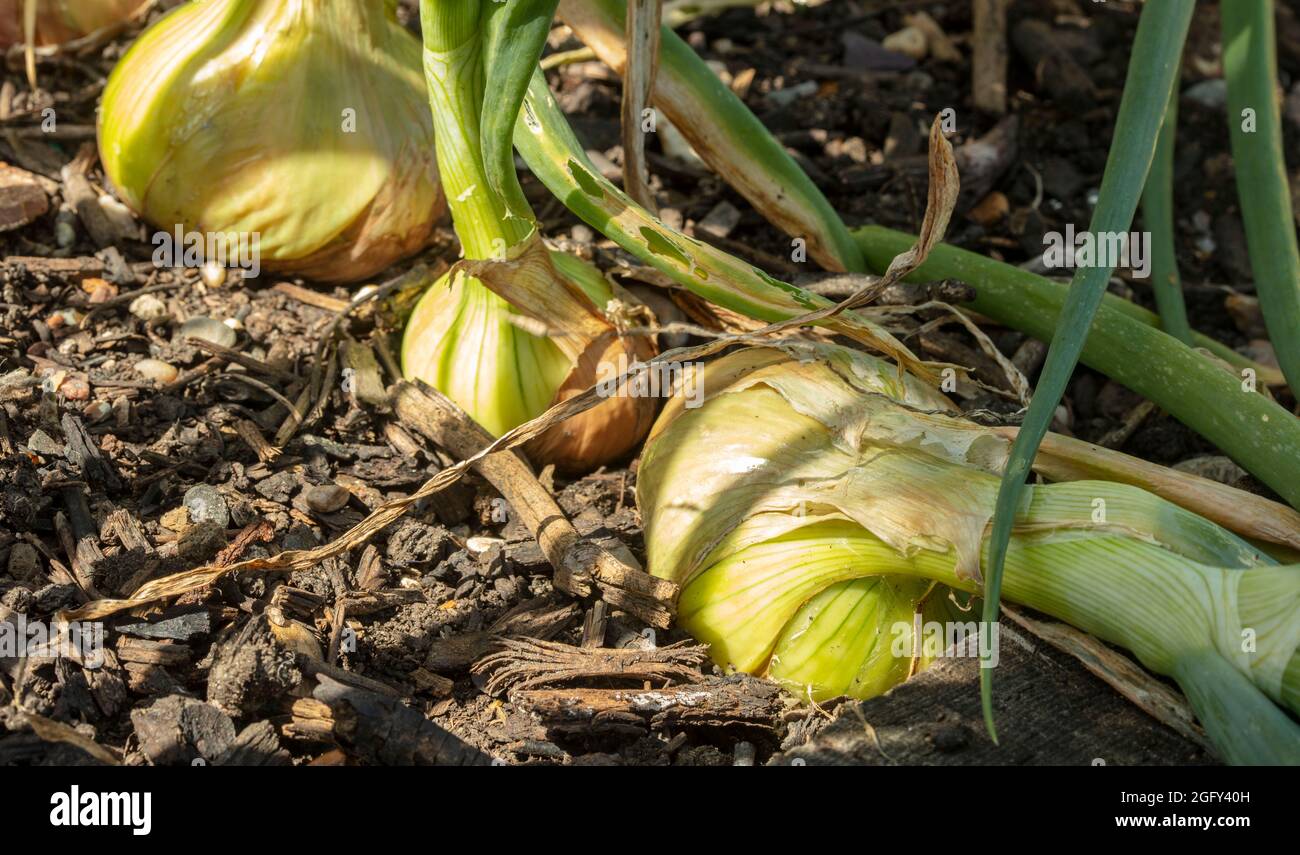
[638,344,1300,763]
[0,0,147,48]
[98,0,445,283]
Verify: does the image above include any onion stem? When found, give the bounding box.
[1221,0,1300,393]
[420,0,533,259]
[1141,72,1194,344]
[854,225,1300,511]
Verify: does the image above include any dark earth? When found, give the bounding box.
[1,0,1296,765]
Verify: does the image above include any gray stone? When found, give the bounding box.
[177,521,226,564]
[184,484,230,528]
[26,429,64,457]
[6,542,41,581]
[304,484,350,514]
[179,316,237,349]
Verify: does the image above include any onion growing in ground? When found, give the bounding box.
[98,0,445,283]
[637,343,1300,764]
[401,0,655,470]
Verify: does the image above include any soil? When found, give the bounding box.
[1,0,1296,766]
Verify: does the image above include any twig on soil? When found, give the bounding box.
[392,379,679,628]
[188,337,300,383]
[271,263,434,447]
[232,418,280,463]
[425,596,580,671]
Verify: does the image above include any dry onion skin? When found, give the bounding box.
[0,0,147,48]
[637,343,1300,764]
[97,0,446,283]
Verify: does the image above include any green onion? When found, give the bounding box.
[1221,0,1300,393]
[853,226,1300,511]
[973,0,1196,739]
[513,69,933,379]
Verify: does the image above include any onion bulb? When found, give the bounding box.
[637,344,1300,763]
[98,0,445,283]
[402,239,656,471]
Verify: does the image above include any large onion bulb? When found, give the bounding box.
[98,0,445,283]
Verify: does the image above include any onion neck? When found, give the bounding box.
[421,0,534,259]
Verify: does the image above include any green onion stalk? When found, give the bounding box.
[637,343,1300,765]
[1141,68,1194,345]
[853,227,1300,512]
[406,0,655,470]
[1221,0,1300,394]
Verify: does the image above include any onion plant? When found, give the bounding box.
[98,0,447,283]
[531,0,1300,741]
[406,0,656,469]
[637,343,1300,765]
[975,0,1196,737]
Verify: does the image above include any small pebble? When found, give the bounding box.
[134,358,179,384]
[26,429,64,457]
[57,373,90,401]
[55,219,76,249]
[6,542,41,582]
[882,26,927,60]
[200,261,226,289]
[766,79,817,108]
[129,294,169,322]
[466,535,505,556]
[82,400,113,424]
[1183,78,1227,111]
[180,316,237,349]
[97,193,138,236]
[177,521,227,564]
[81,277,118,303]
[184,484,230,528]
[304,484,351,514]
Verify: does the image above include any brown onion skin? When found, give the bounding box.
[525,333,658,472]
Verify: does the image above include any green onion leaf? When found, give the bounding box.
[481,0,562,221]
[1141,68,1194,344]
[1221,0,1300,393]
[981,0,1197,741]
